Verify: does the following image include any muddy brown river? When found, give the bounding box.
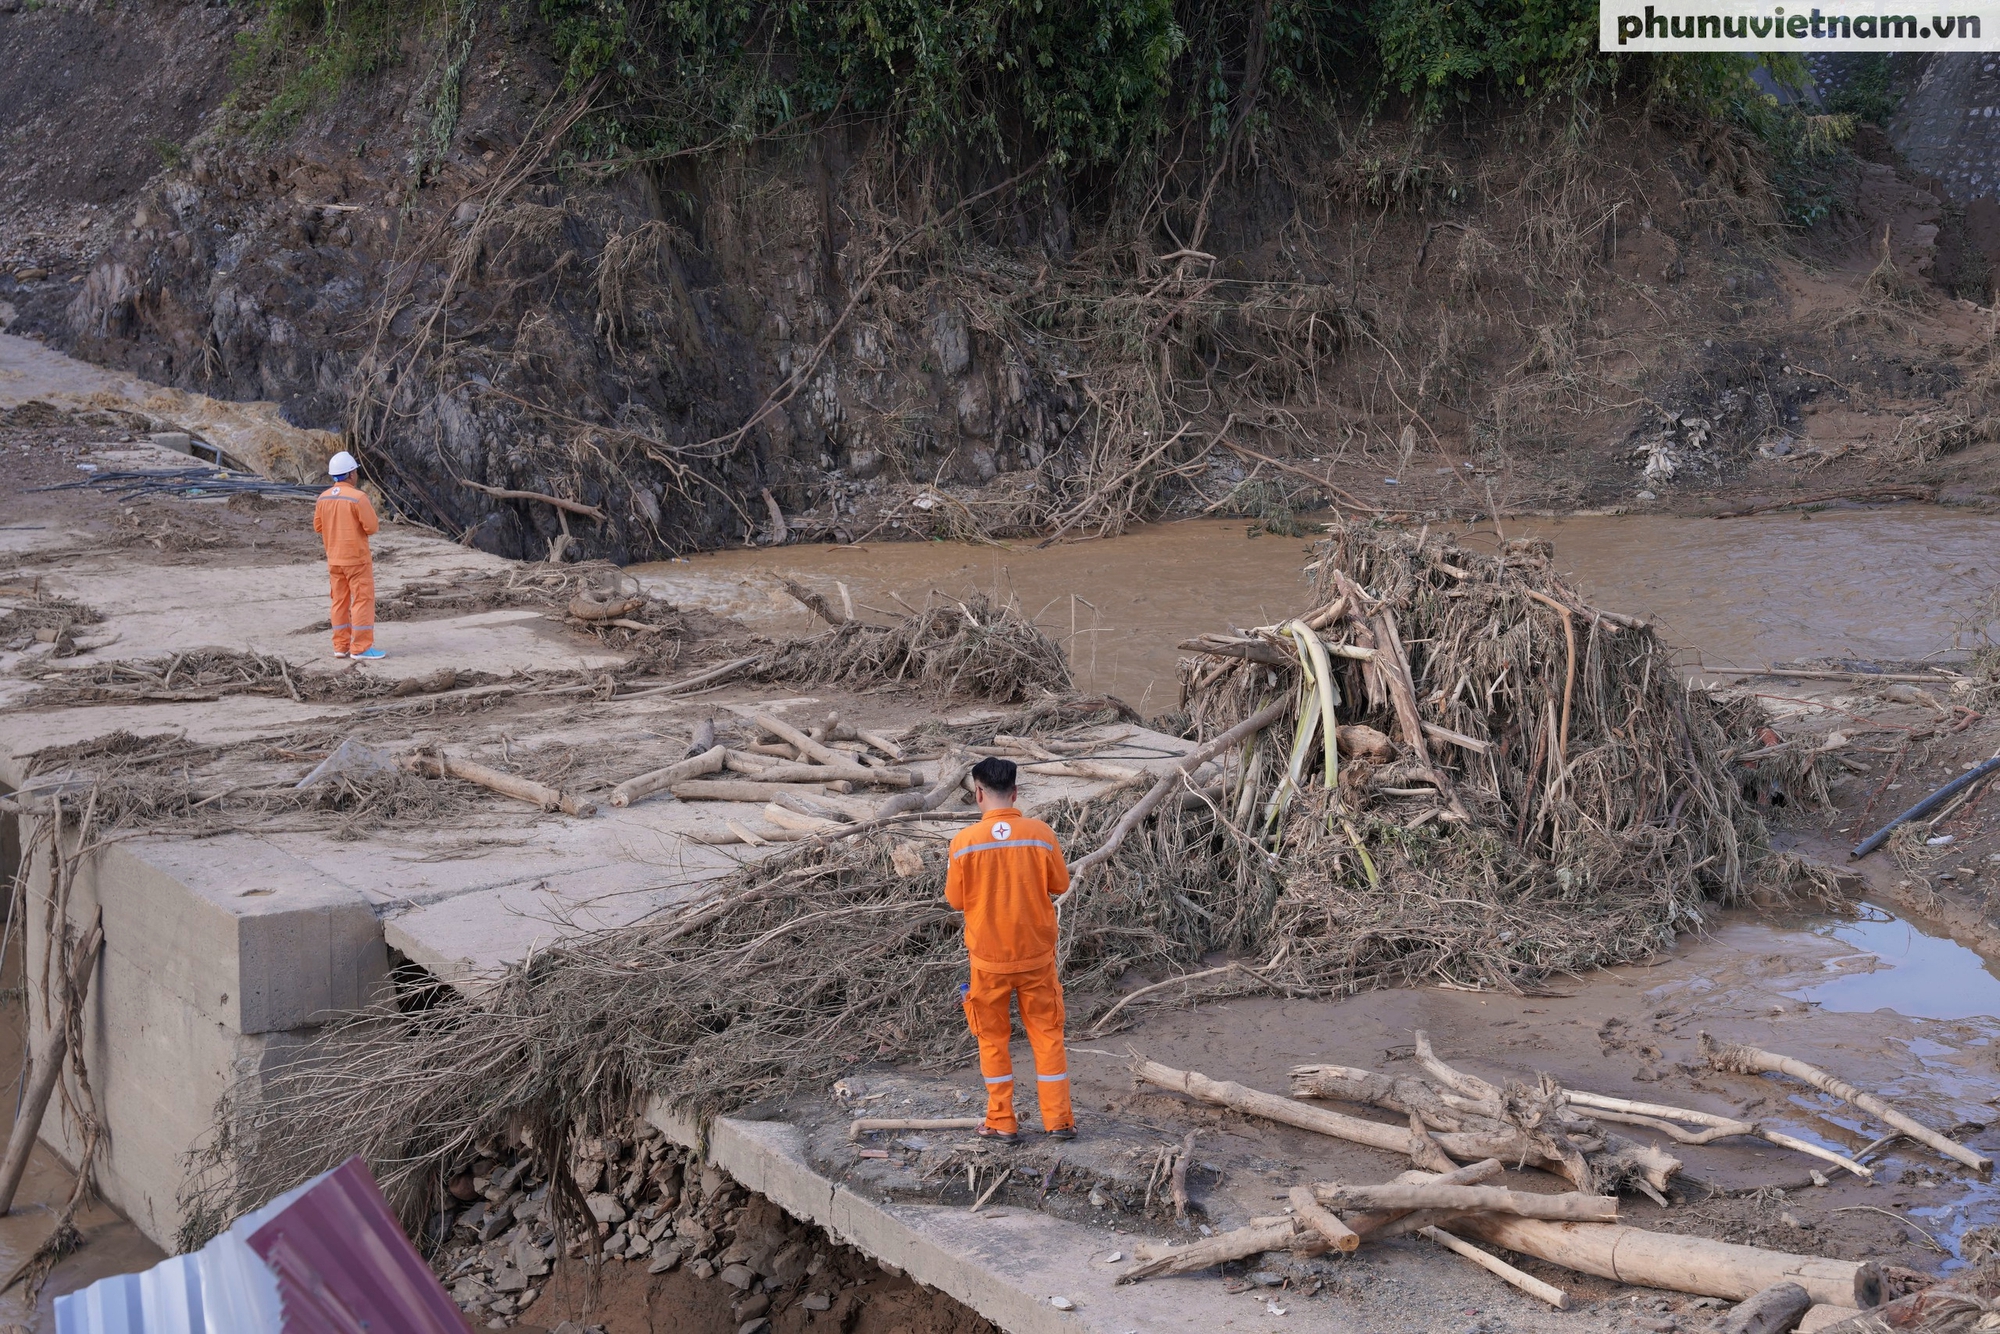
[636,508,1999,708]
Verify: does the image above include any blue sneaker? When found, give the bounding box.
[352,648,387,661]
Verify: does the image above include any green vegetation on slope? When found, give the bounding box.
[233,0,1857,232]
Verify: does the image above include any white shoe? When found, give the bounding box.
[333,651,350,659]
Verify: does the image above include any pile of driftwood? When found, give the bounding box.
[1116,1031,1993,1329]
[1140,521,1791,1008]
[601,703,1183,848]
[602,707,949,846]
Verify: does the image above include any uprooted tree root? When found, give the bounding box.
[177,526,1818,1243]
[1174,521,1823,995]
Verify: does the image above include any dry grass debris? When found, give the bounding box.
[177,526,1800,1244]
[756,592,1072,703]
[0,588,102,654]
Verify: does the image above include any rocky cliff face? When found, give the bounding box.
[6,3,1994,561]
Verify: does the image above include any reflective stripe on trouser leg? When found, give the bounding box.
[328,565,354,653]
[336,561,376,652]
[963,972,1017,1133]
[1014,963,1072,1132]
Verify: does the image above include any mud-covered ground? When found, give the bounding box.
[3,386,1997,1331]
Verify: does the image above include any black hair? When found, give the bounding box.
[970,756,1018,795]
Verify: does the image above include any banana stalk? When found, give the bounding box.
[1261,622,1345,846]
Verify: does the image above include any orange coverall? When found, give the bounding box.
[313,481,380,654]
[944,806,1073,1135]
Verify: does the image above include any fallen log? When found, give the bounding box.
[1562,1089,1873,1180]
[1712,485,1936,519]
[741,761,915,788]
[763,804,841,834]
[1178,635,1289,666]
[1796,1307,1849,1333]
[1699,1034,1992,1176]
[609,745,726,808]
[1288,1040,1682,1197]
[1339,1159,1504,1239]
[616,654,764,699]
[848,1117,981,1140]
[856,729,904,762]
[458,478,606,521]
[770,791,857,824]
[1138,1057,1415,1156]
[760,487,789,544]
[1020,759,1143,781]
[1311,1182,1618,1223]
[738,709,854,768]
[723,748,777,774]
[877,752,976,818]
[1704,667,1961,685]
[1419,1226,1569,1309]
[1286,1185,1359,1254]
[1444,1214,1884,1309]
[1071,703,1287,880]
[1117,1219,1328,1284]
[403,751,596,817]
[1715,1281,1813,1334]
[568,594,645,621]
[671,779,829,802]
[781,577,848,627]
[1806,1258,2000,1330]
[679,821,822,845]
[1135,1057,1627,1188]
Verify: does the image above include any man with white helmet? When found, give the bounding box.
[313,451,384,660]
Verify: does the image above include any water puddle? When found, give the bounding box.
[641,507,1998,703]
[1787,903,2000,1022]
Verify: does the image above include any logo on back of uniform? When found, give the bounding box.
[991,821,1011,841]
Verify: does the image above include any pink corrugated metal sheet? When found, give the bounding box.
[247,1156,468,1334]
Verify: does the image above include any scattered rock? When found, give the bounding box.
[585,1193,626,1225]
[734,1293,771,1321]
[719,1263,756,1290]
[1050,1295,1076,1311]
[801,1293,832,1311]
[764,1240,810,1286]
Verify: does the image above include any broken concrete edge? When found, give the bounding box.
[647,1099,1095,1334]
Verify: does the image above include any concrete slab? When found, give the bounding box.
[1,459,1209,1259]
[0,331,342,480]
[646,1105,1279,1334]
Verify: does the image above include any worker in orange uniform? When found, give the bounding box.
[945,757,1076,1144]
[313,451,385,661]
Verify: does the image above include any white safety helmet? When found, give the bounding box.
[327,450,359,478]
